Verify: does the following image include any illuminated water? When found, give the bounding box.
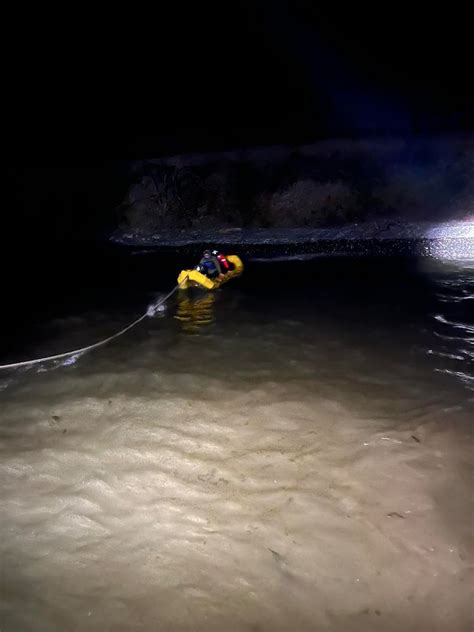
[1,256,472,631]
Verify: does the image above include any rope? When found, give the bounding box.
[0,279,186,371]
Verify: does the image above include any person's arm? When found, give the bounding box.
[212,256,222,274]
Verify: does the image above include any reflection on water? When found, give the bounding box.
[0,257,472,632]
[174,292,216,334]
[424,260,474,392]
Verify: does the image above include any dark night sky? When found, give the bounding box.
[4,1,473,159]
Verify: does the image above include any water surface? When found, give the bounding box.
[1,255,472,631]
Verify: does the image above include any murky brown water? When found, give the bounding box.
[1,257,473,631]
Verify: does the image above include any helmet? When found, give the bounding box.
[211,249,219,256]
[203,250,211,257]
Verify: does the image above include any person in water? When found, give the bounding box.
[197,250,222,278]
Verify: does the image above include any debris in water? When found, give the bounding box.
[268,548,283,562]
[387,512,406,519]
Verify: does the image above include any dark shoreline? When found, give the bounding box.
[111,220,474,259]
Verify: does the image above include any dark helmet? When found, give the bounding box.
[203,250,211,258]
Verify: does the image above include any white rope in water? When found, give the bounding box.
[0,280,186,370]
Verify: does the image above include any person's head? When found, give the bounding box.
[203,250,211,258]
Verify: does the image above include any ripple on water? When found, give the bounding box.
[1,263,473,631]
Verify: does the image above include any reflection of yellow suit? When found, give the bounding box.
[174,293,216,334]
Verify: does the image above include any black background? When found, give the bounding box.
[3,1,472,160]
